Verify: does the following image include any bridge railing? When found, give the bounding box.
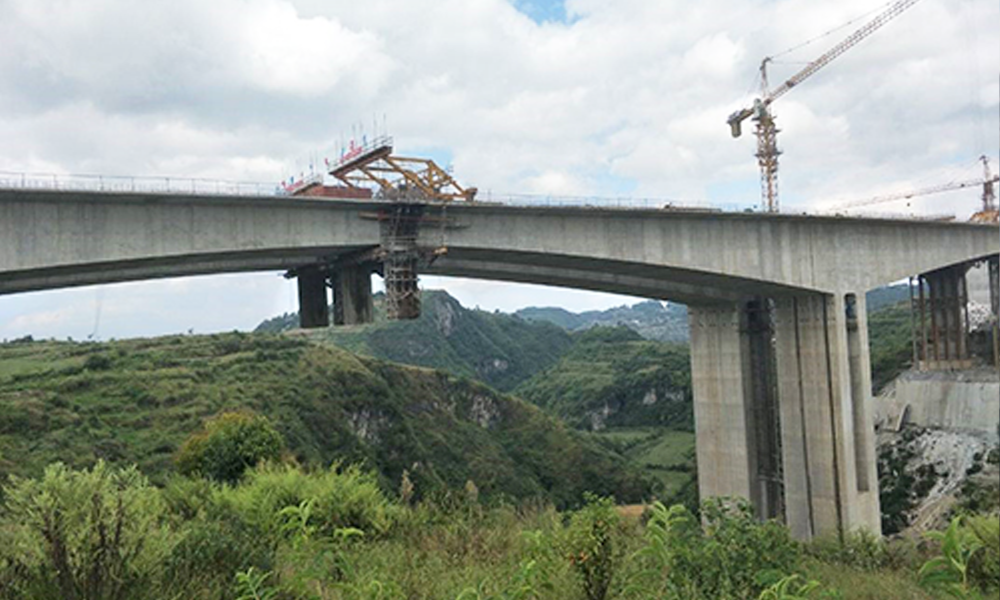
[0,171,279,197]
[0,170,947,220]
[0,170,748,211]
[478,191,746,212]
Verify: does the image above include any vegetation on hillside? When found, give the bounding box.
[1,458,996,600]
[1,284,996,599]
[868,301,914,393]
[257,291,574,392]
[515,327,692,432]
[587,427,696,504]
[0,334,651,507]
[515,300,690,343]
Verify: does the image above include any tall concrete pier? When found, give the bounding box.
[691,293,880,539]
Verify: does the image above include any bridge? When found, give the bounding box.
[1,186,997,540]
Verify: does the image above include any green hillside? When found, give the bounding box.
[868,300,914,392]
[515,326,692,432]
[0,333,652,507]
[257,290,573,392]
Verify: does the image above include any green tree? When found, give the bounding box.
[175,411,283,483]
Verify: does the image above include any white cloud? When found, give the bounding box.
[0,0,996,338]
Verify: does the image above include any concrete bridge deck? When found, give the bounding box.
[1,189,995,300]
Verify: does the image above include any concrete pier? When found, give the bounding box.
[772,294,880,539]
[692,294,881,540]
[332,265,374,326]
[689,304,759,505]
[297,265,329,329]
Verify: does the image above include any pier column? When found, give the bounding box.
[773,293,880,540]
[915,264,973,370]
[689,304,758,504]
[690,301,783,522]
[332,265,374,326]
[297,265,329,329]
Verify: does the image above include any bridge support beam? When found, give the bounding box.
[332,265,374,326]
[773,294,880,540]
[297,265,329,329]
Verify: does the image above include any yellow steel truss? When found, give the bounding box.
[329,143,476,203]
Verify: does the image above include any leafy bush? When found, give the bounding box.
[163,507,274,600]
[218,462,394,540]
[964,515,1000,595]
[631,498,801,600]
[564,494,621,600]
[175,411,284,484]
[919,515,988,598]
[756,574,826,599]
[807,529,887,572]
[0,461,172,600]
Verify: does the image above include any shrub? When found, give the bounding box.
[218,462,394,541]
[163,507,274,600]
[0,461,172,600]
[631,497,801,600]
[83,352,113,371]
[964,515,1000,595]
[565,494,621,600]
[919,515,987,598]
[175,411,284,484]
[807,529,887,572]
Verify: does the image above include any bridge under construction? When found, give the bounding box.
[1,172,997,541]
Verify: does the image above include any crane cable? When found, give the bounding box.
[769,1,895,61]
[734,2,897,113]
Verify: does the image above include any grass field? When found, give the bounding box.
[590,427,696,499]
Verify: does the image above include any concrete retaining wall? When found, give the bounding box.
[875,370,1000,439]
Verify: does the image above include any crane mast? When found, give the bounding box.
[971,155,999,223]
[728,0,923,212]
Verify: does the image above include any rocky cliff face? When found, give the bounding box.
[878,426,998,535]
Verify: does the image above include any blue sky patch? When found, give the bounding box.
[510,0,573,24]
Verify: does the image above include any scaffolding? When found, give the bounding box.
[745,298,784,521]
[381,204,423,320]
[324,138,473,320]
[909,264,975,371]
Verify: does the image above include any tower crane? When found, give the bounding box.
[970,155,998,223]
[727,0,923,212]
[829,155,999,223]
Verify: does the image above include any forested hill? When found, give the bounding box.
[0,334,652,507]
[253,286,912,430]
[257,290,574,391]
[515,326,692,432]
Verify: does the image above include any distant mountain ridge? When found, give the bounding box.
[515,283,910,343]
[516,301,689,343]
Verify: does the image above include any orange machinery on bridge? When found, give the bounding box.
[289,136,477,321]
[290,136,476,204]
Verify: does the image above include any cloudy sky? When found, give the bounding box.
[0,0,997,340]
